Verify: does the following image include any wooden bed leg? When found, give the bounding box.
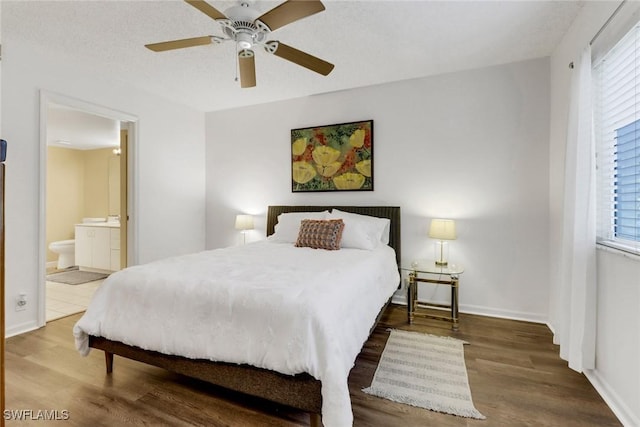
[309,413,322,427]
[105,351,114,374]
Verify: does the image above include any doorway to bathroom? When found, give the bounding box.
[39,92,137,325]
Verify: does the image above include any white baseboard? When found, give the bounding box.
[6,320,40,338]
[391,292,407,306]
[546,324,633,425]
[585,370,638,427]
[389,291,547,324]
[459,304,547,324]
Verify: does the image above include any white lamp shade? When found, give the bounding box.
[428,219,457,240]
[235,214,254,231]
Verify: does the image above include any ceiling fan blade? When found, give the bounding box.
[238,50,256,88]
[256,0,325,32]
[266,41,334,76]
[184,0,226,20]
[145,36,214,52]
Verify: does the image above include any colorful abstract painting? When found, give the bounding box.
[291,120,373,192]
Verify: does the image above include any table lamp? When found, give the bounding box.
[428,219,457,266]
[235,214,254,244]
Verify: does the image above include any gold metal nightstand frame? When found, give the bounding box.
[405,263,463,331]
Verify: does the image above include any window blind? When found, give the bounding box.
[594,24,640,254]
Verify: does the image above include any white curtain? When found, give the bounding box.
[554,45,597,373]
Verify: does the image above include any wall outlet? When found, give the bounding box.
[15,293,27,311]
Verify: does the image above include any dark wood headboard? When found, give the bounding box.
[266,206,401,265]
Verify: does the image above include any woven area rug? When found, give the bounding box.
[363,329,485,419]
[46,268,108,285]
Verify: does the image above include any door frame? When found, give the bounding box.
[38,91,138,327]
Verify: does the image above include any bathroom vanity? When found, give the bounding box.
[75,222,120,273]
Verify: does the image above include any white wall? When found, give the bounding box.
[549,2,640,425]
[206,57,551,322]
[1,35,206,336]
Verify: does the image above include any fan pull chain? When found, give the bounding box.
[234,41,239,83]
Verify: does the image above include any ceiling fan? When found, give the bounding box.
[145,0,334,88]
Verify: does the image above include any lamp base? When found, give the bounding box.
[433,241,449,267]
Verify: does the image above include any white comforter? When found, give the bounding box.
[73,241,400,426]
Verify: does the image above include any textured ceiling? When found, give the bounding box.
[3,0,584,112]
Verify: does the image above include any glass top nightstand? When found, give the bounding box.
[401,260,464,330]
[402,260,464,276]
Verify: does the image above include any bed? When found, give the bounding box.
[73,205,401,427]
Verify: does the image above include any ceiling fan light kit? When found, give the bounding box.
[238,49,256,88]
[146,0,334,88]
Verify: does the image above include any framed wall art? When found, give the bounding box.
[291,120,373,192]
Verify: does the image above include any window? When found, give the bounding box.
[594,24,640,253]
[614,120,640,241]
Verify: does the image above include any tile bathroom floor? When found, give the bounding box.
[46,278,104,322]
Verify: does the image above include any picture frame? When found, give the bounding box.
[291,120,373,192]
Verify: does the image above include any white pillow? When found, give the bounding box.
[327,209,391,249]
[268,211,329,243]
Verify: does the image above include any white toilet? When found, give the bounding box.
[49,239,75,270]
[49,218,105,270]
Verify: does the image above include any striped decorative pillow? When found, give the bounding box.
[295,219,345,250]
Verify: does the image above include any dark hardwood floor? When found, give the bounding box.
[5,305,621,426]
